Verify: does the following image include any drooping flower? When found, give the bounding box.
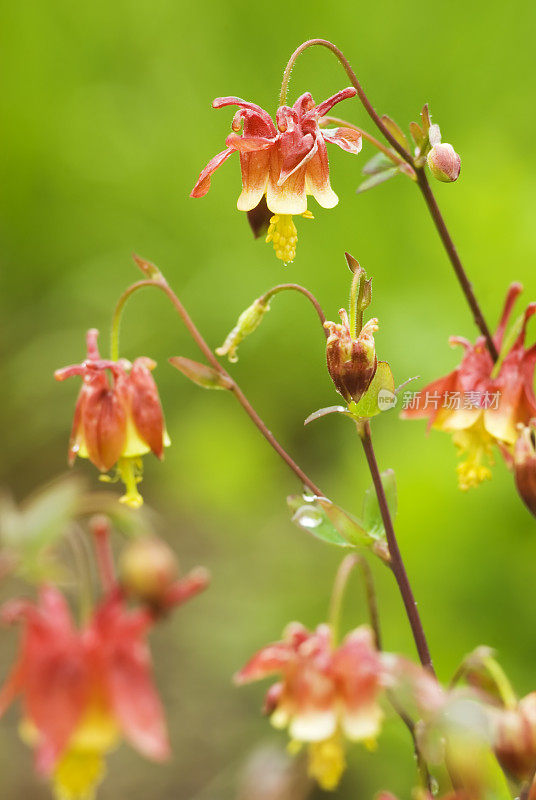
[235,623,386,791]
[191,90,362,264]
[0,577,207,799]
[55,329,169,508]
[401,284,536,490]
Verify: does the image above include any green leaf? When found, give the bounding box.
[381,114,409,151]
[169,356,233,390]
[288,494,352,547]
[362,469,397,539]
[0,477,84,582]
[362,152,395,176]
[357,168,399,194]
[287,492,390,564]
[409,121,425,148]
[304,405,350,426]
[350,361,395,418]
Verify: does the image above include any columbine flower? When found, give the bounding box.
[55,329,169,508]
[0,578,207,799]
[191,90,362,264]
[235,623,385,791]
[325,310,378,404]
[401,284,536,490]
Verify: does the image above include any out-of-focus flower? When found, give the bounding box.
[191,90,362,264]
[235,623,385,791]
[55,329,170,508]
[120,535,179,606]
[0,578,207,799]
[514,421,536,517]
[402,284,536,490]
[489,692,536,780]
[325,310,378,404]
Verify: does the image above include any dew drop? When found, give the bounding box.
[293,505,323,529]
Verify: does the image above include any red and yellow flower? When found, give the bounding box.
[235,623,386,790]
[402,284,536,490]
[55,329,169,508]
[0,577,207,799]
[191,89,362,263]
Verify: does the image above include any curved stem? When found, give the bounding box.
[90,515,116,594]
[416,168,498,361]
[279,39,413,165]
[111,278,324,498]
[328,553,381,648]
[259,283,328,332]
[358,420,435,675]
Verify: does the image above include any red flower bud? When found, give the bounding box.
[514,422,536,517]
[492,693,536,779]
[325,311,378,404]
[120,536,179,606]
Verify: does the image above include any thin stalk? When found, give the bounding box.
[110,279,324,498]
[321,115,411,171]
[90,515,116,594]
[279,39,413,166]
[416,168,498,361]
[328,553,381,648]
[358,420,435,675]
[258,283,327,332]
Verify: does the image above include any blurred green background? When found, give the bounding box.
[2,0,536,797]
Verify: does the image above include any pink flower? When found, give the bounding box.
[0,579,206,798]
[235,623,385,790]
[191,90,361,263]
[402,284,536,489]
[55,329,169,508]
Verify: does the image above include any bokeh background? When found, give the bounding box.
[2,0,536,797]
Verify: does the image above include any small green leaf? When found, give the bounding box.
[362,152,394,176]
[288,495,352,547]
[169,356,233,390]
[304,406,350,426]
[409,121,425,148]
[357,168,399,194]
[350,361,395,418]
[362,469,397,539]
[381,114,409,151]
[287,493,389,562]
[420,103,431,133]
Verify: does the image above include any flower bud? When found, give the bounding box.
[120,536,179,605]
[216,297,271,362]
[427,143,461,182]
[514,423,536,517]
[492,693,536,779]
[325,311,378,404]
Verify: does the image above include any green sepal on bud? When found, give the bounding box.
[216,297,271,363]
[169,356,233,390]
[132,252,164,282]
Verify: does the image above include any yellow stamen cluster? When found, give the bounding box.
[452,418,495,491]
[101,456,144,508]
[266,214,298,264]
[265,211,313,264]
[307,734,346,791]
